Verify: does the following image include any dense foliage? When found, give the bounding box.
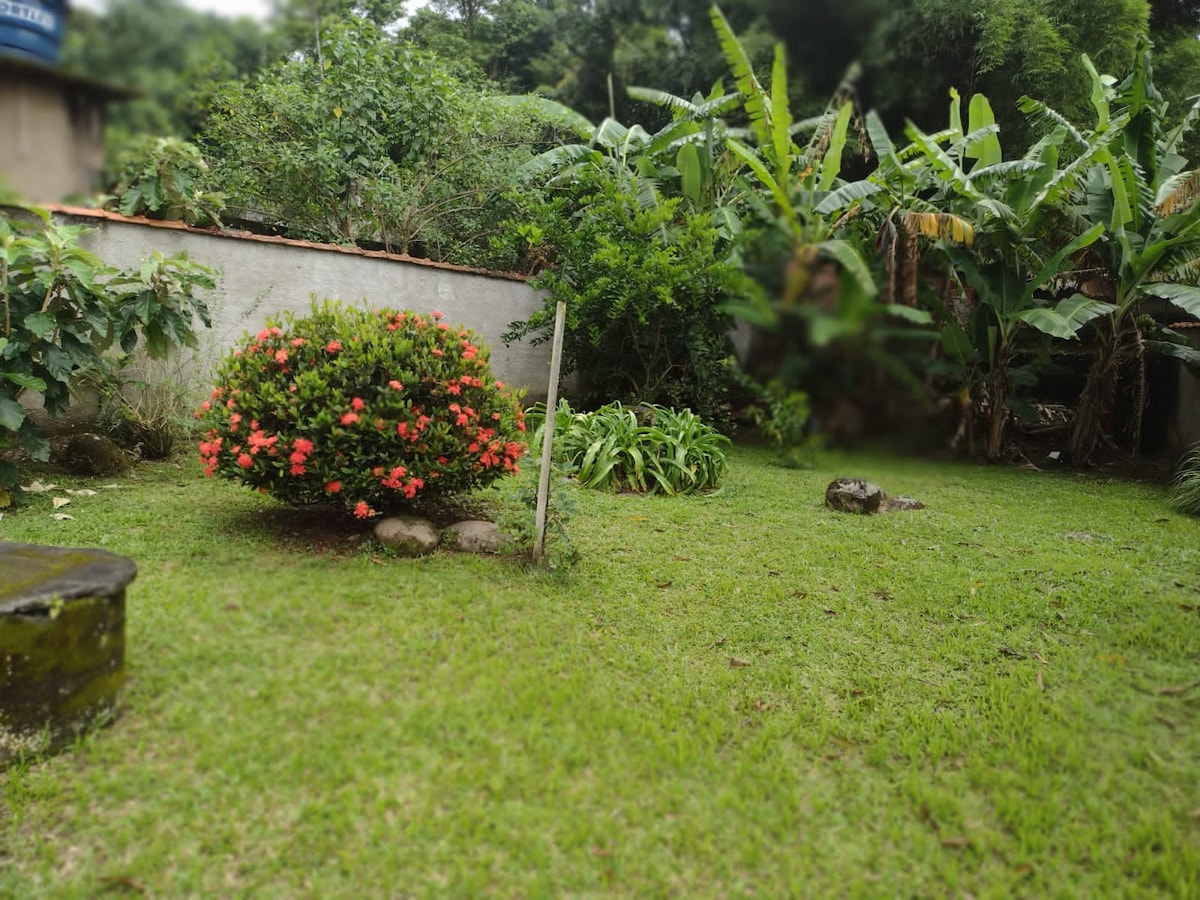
[0,208,214,503]
[505,174,742,424]
[56,1,1200,464]
[697,8,1200,461]
[60,0,271,172]
[196,302,527,517]
[64,0,1200,174]
[200,22,550,264]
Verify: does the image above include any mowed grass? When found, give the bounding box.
[1,446,1197,897]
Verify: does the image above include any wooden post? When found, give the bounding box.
[533,300,567,563]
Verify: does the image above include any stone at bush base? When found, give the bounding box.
[374,516,440,556]
[63,433,131,476]
[443,520,511,554]
[824,478,886,514]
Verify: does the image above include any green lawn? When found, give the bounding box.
[1,447,1197,897]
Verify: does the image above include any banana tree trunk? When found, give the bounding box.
[1070,325,1121,466]
[986,354,1009,460]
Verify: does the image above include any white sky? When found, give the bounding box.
[71,0,275,21]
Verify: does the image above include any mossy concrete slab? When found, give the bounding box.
[1,542,135,766]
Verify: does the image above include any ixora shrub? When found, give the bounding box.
[534,399,730,495]
[196,302,527,518]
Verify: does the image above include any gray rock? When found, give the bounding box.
[443,520,511,554]
[824,478,886,515]
[883,496,926,512]
[373,516,440,556]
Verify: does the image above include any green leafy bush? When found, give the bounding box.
[1169,444,1200,516]
[1,207,214,503]
[534,399,730,494]
[504,175,742,426]
[196,301,528,518]
[109,136,226,227]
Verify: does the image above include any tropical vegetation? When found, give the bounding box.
[47,0,1200,465]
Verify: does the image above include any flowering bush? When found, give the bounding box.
[196,301,527,517]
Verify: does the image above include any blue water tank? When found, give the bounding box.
[0,0,68,66]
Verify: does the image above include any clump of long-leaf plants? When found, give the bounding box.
[1168,444,1200,516]
[530,399,730,494]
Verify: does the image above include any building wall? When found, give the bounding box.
[0,74,100,201]
[49,208,555,401]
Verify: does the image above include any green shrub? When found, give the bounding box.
[1,207,214,503]
[196,301,527,518]
[1169,444,1200,516]
[202,22,546,265]
[503,175,742,426]
[108,136,226,227]
[534,399,730,494]
[483,456,580,569]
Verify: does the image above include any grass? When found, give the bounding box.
[1,446,1198,897]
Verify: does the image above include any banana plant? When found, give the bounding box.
[828,84,1117,457]
[511,88,743,233]
[624,83,744,237]
[708,4,880,345]
[1059,44,1200,463]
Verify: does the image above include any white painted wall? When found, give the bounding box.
[55,211,555,401]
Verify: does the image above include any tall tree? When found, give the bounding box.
[862,0,1150,144]
[61,0,271,149]
[267,0,408,57]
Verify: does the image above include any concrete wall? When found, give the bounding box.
[49,207,555,401]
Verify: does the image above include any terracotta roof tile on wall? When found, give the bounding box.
[42,204,531,284]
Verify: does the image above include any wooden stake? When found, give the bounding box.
[533,300,567,563]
